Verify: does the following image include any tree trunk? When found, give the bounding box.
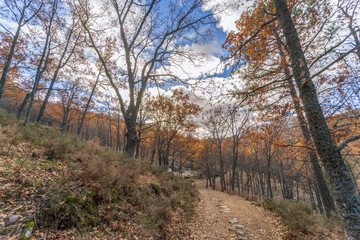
[17,92,30,118]
[0,16,24,100]
[231,145,237,191]
[275,31,336,216]
[274,0,360,237]
[37,73,57,123]
[267,157,273,198]
[219,141,225,192]
[24,3,56,125]
[124,114,139,157]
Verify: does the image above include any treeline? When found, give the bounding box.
[198,107,360,217]
[221,0,360,238]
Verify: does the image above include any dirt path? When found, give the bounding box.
[189,181,287,240]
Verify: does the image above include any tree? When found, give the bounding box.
[23,0,59,125]
[224,0,338,216]
[273,0,360,238]
[224,106,249,191]
[0,0,43,99]
[37,9,82,123]
[202,106,229,192]
[77,67,102,136]
[144,89,200,169]
[74,0,215,156]
[57,80,81,134]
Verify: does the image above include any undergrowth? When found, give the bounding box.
[0,110,198,239]
[263,198,343,237]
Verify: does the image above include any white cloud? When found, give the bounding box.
[203,0,253,33]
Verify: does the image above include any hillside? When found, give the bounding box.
[0,111,198,239]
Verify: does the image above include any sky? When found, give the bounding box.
[145,0,252,105]
[0,0,252,109]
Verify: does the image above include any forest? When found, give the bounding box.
[0,0,360,239]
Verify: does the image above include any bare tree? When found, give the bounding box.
[203,106,229,192]
[225,106,249,191]
[74,0,215,156]
[37,12,82,123]
[23,0,58,125]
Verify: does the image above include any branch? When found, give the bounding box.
[232,18,277,56]
[338,135,360,151]
[303,46,360,87]
[0,23,15,37]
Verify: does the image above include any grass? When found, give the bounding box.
[0,110,198,239]
[263,198,343,237]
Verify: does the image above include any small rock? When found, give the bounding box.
[48,167,60,173]
[229,224,244,231]
[229,226,237,231]
[236,231,246,238]
[4,215,20,226]
[233,224,244,230]
[229,218,239,224]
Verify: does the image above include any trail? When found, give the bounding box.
[189,180,287,240]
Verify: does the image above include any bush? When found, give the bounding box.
[263,198,314,232]
[19,123,82,161]
[0,110,199,237]
[35,138,199,236]
[0,125,18,153]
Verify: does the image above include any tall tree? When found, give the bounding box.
[0,0,43,99]
[23,0,58,125]
[74,0,215,156]
[37,12,82,123]
[273,0,360,238]
[224,0,340,216]
[77,68,101,136]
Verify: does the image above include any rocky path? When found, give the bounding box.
[189,181,287,240]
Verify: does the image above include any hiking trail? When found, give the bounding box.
[189,181,287,240]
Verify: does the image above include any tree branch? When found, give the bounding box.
[338,135,360,151]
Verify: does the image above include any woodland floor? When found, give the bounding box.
[188,180,344,240]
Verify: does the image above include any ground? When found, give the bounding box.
[188,180,343,240]
[189,180,287,240]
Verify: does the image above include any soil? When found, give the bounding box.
[189,180,287,240]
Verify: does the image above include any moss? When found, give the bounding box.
[65,195,82,205]
[20,221,35,240]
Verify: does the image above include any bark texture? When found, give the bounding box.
[0,15,24,99]
[274,32,336,216]
[274,0,360,238]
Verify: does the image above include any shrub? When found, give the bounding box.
[0,125,18,152]
[19,123,82,161]
[263,198,314,232]
[0,111,199,237]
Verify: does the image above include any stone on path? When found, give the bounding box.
[218,206,230,212]
[229,224,244,231]
[236,231,246,239]
[229,218,239,224]
[4,215,20,226]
